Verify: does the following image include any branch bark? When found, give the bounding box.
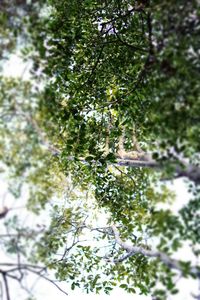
[115,156,200,185]
[21,112,200,185]
[111,225,200,278]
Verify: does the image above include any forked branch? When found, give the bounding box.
[111,225,200,278]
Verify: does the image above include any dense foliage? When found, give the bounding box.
[0,1,200,299]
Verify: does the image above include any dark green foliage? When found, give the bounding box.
[0,0,200,299]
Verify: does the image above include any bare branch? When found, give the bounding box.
[1,272,10,300]
[27,267,68,296]
[0,263,68,297]
[0,263,44,270]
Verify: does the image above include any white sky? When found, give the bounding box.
[2,54,32,79]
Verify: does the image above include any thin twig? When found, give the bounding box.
[1,272,10,300]
[100,4,145,27]
[27,268,68,296]
[113,26,147,53]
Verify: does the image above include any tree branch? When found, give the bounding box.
[111,225,200,277]
[16,110,200,185]
[1,271,10,300]
[28,268,68,297]
[0,263,68,297]
[115,156,200,185]
[113,26,147,53]
[100,4,145,27]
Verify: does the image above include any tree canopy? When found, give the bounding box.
[0,1,200,299]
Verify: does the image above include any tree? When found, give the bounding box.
[0,0,200,299]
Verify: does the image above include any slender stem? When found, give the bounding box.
[1,272,10,300]
[100,4,145,27]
